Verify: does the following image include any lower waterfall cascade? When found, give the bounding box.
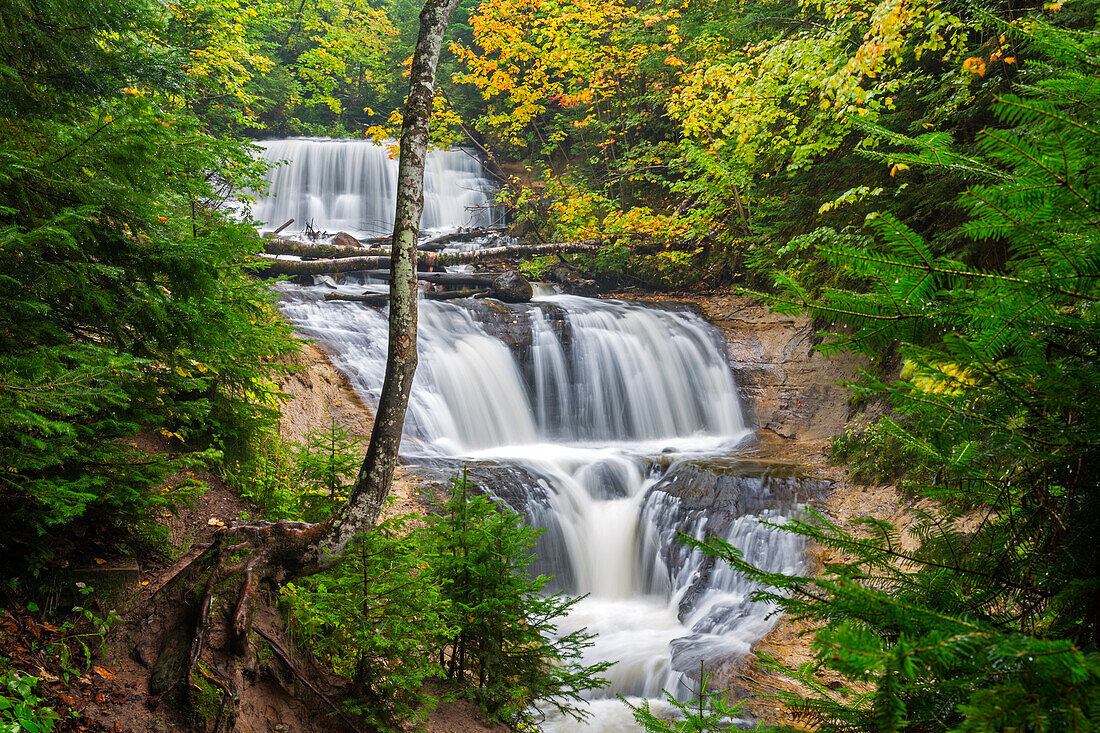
[277,278,817,730]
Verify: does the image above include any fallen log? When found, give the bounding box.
[358,270,493,287]
[262,226,508,259]
[257,239,608,277]
[324,293,390,306]
[262,239,392,259]
[324,288,490,306]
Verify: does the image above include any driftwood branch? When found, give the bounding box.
[417,226,506,251]
[256,239,608,277]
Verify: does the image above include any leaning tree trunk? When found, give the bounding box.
[313,0,464,563]
[178,0,464,587]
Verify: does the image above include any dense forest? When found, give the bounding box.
[1,0,1098,729]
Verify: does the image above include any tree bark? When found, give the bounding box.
[256,239,609,277]
[310,0,464,564]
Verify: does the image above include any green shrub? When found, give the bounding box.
[290,419,364,522]
[830,419,935,488]
[0,666,60,733]
[623,661,746,732]
[282,513,450,732]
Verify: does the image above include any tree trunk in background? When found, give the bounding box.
[305,0,463,566]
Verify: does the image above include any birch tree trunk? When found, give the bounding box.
[304,0,463,567]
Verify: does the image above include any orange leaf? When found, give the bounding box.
[93,666,116,679]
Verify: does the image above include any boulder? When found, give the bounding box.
[332,231,362,248]
[490,270,533,303]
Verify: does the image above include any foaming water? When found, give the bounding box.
[276,284,806,728]
[249,138,501,238]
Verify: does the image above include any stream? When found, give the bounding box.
[257,138,817,729]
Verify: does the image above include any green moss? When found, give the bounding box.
[187,665,230,731]
[830,419,933,488]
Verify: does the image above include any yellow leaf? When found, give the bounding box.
[94,557,106,565]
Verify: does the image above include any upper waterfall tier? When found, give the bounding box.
[249,137,500,238]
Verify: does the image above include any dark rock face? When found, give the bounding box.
[490,269,534,302]
[652,457,828,532]
[410,457,576,591]
[332,231,362,248]
[641,457,830,618]
[465,300,534,349]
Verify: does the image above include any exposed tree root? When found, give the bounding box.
[255,627,365,732]
[122,516,360,731]
[147,519,333,697]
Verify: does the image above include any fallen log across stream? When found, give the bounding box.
[261,226,507,259]
[255,239,608,277]
[354,270,493,287]
[324,289,490,306]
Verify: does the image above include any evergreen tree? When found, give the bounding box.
[426,471,611,727]
[712,17,1100,732]
[624,660,747,732]
[282,513,454,732]
[0,0,295,564]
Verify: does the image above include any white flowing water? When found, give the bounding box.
[249,137,501,239]
[277,281,809,729]
[259,135,806,728]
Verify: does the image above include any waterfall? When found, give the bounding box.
[277,280,816,729]
[248,137,501,238]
